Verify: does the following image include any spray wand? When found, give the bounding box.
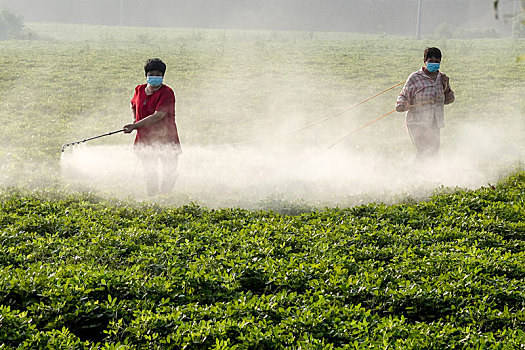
[61,129,124,152]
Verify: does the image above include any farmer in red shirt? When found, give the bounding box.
[123,58,181,196]
[396,47,455,163]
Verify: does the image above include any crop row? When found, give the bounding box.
[1,171,525,348]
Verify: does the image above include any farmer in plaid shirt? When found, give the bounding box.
[396,47,455,162]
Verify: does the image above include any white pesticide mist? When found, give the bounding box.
[59,108,524,210]
[59,56,524,209]
[4,23,520,209]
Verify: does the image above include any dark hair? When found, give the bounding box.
[424,47,442,61]
[144,58,166,76]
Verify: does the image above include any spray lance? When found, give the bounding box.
[61,129,124,152]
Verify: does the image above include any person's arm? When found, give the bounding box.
[396,79,412,112]
[131,104,136,120]
[123,110,167,133]
[126,87,139,132]
[442,74,455,105]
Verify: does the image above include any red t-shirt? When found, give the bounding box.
[130,84,181,151]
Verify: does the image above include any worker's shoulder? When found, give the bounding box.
[405,69,425,85]
[159,85,175,98]
[161,84,174,92]
[408,68,425,79]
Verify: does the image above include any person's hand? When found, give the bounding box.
[123,123,136,133]
[396,103,408,112]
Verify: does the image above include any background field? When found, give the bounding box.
[0,23,524,208]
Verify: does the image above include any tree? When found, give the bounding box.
[0,8,24,40]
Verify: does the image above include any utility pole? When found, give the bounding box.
[120,0,123,26]
[512,0,518,37]
[416,0,423,39]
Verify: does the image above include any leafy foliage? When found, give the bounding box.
[0,9,34,40]
[1,171,525,348]
[0,20,524,349]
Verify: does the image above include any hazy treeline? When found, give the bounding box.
[3,0,515,35]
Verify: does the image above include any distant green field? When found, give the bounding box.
[0,23,523,206]
[1,23,525,349]
[1,23,524,180]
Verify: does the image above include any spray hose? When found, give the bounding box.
[196,81,406,149]
[325,109,397,151]
[61,81,445,153]
[324,83,450,151]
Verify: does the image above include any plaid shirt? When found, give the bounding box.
[396,68,455,128]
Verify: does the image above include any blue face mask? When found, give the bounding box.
[426,62,440,73]
[146,76,163,86]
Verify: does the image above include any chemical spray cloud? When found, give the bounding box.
[2,24,522,207]
[59,106,524,209]
[56,52,525,208]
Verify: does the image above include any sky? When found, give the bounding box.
[3,0,519,36]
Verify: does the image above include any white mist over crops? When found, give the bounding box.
[58,32,524,208]
[59,104,524,209]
